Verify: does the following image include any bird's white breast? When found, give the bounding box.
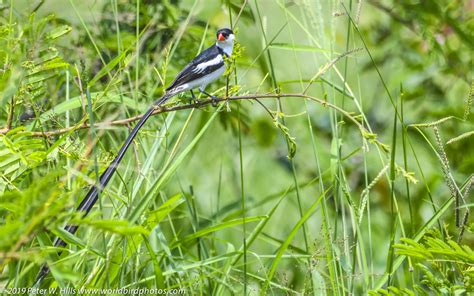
[174,66,225,94]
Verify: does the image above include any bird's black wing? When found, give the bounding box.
[166,45,224,91]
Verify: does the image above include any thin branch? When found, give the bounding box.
[232,0,248,28]
[302,47,363,94]
[3,93,366,137]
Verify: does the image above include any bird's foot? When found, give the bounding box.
[211,96,219,107]
[189,90,198,104]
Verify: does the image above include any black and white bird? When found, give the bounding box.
[157,28,235,106]
[35,28,235,285]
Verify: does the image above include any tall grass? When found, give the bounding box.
[0,0,472,295]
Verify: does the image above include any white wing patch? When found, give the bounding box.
[193,55,223,73]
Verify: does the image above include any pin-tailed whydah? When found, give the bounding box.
[35,28,235,285]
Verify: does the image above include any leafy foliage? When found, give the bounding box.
[370,229,473,294]
[0,0,472,294]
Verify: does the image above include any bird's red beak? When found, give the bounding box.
[218,33,225,41]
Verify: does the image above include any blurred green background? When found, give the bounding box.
[0,0,472,294]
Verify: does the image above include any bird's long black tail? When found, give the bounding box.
[34,94,170,286]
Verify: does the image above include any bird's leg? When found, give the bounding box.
[199,89,219,107]
[189,90,199,104]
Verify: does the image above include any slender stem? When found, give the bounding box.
[6,98,14,130]
[237,101,247,295]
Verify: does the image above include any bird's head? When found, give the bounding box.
[216,28,234,46]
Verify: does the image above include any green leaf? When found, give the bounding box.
[88,50,128,87]
[269,42,331,53]
[36,92,139,123]
[173,216,267,247]
[51,228,105,258]
[29,57,69,75]
[82,219,150,236]
[273,113,297,159]
[146,193,184,226]
[46,25,72,40]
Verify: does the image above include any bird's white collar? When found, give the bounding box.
[216,34,234,57]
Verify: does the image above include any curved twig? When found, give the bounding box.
[2,93,366,137]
